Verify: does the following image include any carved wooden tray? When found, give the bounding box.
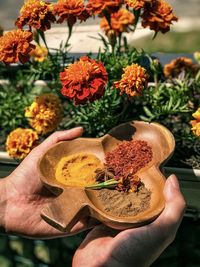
[38,121,175,233]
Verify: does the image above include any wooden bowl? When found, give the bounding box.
[38,121,175,233]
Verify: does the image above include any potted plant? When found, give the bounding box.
[0,0,200,212]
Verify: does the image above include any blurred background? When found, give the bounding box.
[0,0,200,53]
[1,1,200,267]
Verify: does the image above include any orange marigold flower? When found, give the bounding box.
[30,45,48,62]
[53,0,90,25]
[141,0,178,33]
[25,93,63,135]
[114,63,149,97]
[164,57,199,79]
[6,128,39,159]
[15,0,56,31]
[100,8,135,35]
[0,29,35,64]
[86,0,122,16]
[125,0,146,10]
[60,56,108,105]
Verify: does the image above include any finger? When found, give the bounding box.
[151,174,186,241]
[76,224,118,249]
[69,217,101,235]
[34,127,83,152]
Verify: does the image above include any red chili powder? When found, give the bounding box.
[105,140,153,178]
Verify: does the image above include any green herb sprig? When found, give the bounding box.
[85,179,119,190]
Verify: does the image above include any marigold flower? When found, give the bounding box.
[125,0,146,10]
[30,45,48,62]
[15,0,56,31]
[192,108,200,122]
[163,57,199,79]
[60,56,108,105]
[190,108,200,136]
[86,0,122,16]
[114,63,149,97]
[6,128,39,159]
[100,8,135,35]
[191,120,200,137]
[25,93,63,135]
[141,0,178,33]
[53,0,90,25]
[0,29,35,64]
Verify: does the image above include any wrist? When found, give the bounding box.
[0,178,7,233]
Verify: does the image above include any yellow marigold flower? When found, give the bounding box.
[15,0,56,31]
[191,120,200,137]
[192,108,200,122]
[164,57,199,79]
[25,93,63,135]
[141,0,178,33]
[0,29,35,64]
[190,108,200,136]
[114,64,148,97]
[53,0,89,25]
[100,8,135,35]
[86,0,122,16]
[30,45,48,62]
[125,0,146,10]
[6,128,39,159]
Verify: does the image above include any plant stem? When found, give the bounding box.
[85,179,118,190]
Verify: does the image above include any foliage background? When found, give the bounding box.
[0,217,199,267]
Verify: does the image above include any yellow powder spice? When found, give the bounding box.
[55,153,103,187]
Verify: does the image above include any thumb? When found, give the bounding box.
[154,174,186,233]
[33,127,84,152]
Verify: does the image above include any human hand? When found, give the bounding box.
[73,174,186,267]
[0,127,98,239]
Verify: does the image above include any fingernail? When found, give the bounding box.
[169,174,180,190]
[71,126,83,132]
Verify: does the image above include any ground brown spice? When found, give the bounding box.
[96,184,151,217]
[105,140,153,178]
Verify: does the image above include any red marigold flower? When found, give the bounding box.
[0,29,35,64]
[86,0,123,16]
[6,128,39,159]
[53,0,90,25]
[114,63,149,97]
[163,57,199,78]
[60,56,108,105]
[15,0,56,31]
[100,8,135,36]
[125,0,146,10]
[141,0,178,34]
